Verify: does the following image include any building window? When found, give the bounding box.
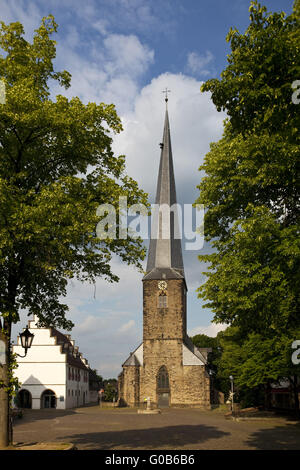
[158,294,168,308]
[41,389,56,409]
[157,366,170,390]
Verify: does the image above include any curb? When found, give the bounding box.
[227,416,296,422]
[10,442,76,451]
[64,443,77,450]
[137,409,161,414]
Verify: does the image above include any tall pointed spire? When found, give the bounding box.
[144,104,185,280]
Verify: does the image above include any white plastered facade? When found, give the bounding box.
[13,316,92,409]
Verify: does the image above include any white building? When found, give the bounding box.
[13,316,99,409]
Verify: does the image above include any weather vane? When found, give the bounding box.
[162,87,171,107]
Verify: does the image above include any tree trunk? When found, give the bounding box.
[0,273,20,447]
[292,375,300,419]
[0,329,9,448]
[264,381,272,410]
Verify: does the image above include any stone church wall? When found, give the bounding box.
[119,366,140,407]
[180,365,211,408]
[140,338,183,406]
[143,279,186,341]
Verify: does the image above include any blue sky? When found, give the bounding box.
[2,0,293,378]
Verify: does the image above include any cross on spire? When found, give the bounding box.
[162,87,171,105]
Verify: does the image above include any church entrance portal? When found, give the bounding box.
[157,366,170,408]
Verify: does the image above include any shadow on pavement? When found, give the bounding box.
[246,423,300,450]
[61,424,230,450]
[13,408,78,425]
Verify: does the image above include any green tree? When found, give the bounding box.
[103,379,118,402]
[217,326,300,412]
[191,333,219,373]
[0,16,148,447]
[92,370,103,384]
[191,332,226,399]
[196,1,300,414]
[196,0,300,337]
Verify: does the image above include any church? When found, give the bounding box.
[118,98,212,408]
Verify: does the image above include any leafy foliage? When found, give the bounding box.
[0,16,148,331]
[216,325,300,407]
[196,1,300,335]
[196,1,300,408]
[103,379,118,402]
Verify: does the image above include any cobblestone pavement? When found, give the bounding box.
[12,406,300,450]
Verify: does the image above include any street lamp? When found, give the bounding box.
[229,375,234,412]
[17,327,34,357]
[209,369,214,404]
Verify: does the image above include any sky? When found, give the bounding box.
[2,0,293,378]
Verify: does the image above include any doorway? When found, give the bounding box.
[18,389,32,409]
[41,389,57,409]
[157,366,170,408]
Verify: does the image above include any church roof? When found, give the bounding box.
[183,336,209,365]
[122,338,208,367]
[144,108,185,281]
[122,343,143,367]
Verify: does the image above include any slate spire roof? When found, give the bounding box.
[143,107,185,281]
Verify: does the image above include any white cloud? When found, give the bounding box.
[188,323,228,338]
[88,0,176,39]
[103,34,154,77]
[0,0,42,38]
[186,50,215,77]
[92,18,109,36]
[112,72,225,200]
[50,32,154,115]
[117,319,136,334]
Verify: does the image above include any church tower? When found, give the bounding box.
[118,98,211,408]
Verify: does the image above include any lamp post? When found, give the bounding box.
[7,326,34,446]
[209,369,214,404]
[229,375,234,412]
[17,327,34,357]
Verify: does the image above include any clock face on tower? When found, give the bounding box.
[158,280,167,291]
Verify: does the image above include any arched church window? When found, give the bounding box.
[157,366,169,390]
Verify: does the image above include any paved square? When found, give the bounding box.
[12,406,300,450]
